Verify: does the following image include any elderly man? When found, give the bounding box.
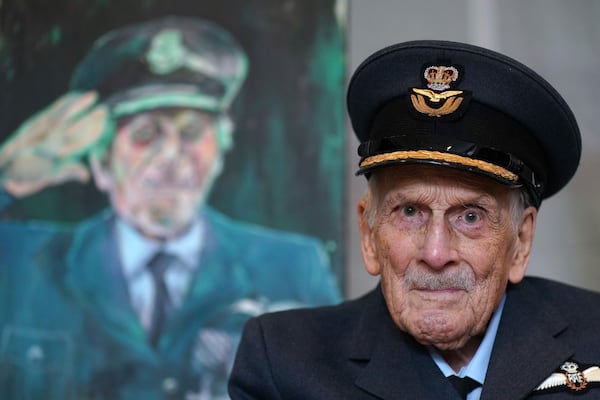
[228,40,600,399]
[0,17,340,399]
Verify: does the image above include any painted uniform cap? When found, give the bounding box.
[70,16,248,117]
[347,40,581,207]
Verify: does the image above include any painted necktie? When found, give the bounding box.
[147,252,177,347]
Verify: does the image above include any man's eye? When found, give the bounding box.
[132,122,160,144]
[463,211,480,224]
[402,205,417,217]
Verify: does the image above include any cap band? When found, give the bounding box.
[111,91,223,117]
[359,150,518,181]
[356,133,543,204]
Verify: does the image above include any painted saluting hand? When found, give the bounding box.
[0,91,109,197]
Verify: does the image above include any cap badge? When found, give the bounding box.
[410,65,469,118]
[145,29,220,78]
[535,361,600,393]
[146,29,187,75]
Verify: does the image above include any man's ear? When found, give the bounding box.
[89,151,112,192]
[357,198,382,276]
[508,206,537,284]
[216,115,234,151]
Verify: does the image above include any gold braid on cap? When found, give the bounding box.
[359,150,519,181]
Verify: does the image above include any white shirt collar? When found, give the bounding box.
[117,217,204,280]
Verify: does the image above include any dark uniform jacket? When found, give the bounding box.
[0,207,340,399]
[229,277,600,399]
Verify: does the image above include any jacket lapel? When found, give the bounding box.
[161,210,254,351]
[63,212,156,364]
[351,288,461,400]
[482,281,573,399]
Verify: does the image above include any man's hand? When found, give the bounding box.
[0,91,110,197]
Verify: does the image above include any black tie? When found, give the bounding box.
[147,252,177,347]
[447,375,481,399]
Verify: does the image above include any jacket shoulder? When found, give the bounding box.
[205,207,323,247]
[252,288,381,353]
[230,289,385,398]
[518,276,600,327]
[524,276,600,307]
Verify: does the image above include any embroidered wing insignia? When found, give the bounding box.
[535,362,600,393]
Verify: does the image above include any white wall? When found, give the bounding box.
[345,0,600,298]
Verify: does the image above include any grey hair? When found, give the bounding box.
[508,187,534,233]
[361,176,381,230]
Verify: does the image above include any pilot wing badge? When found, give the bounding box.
[410,64,470,119]
[535,361,600,394]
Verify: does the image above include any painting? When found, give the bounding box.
[0,1,347,398]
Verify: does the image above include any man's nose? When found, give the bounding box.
[159,127,185,159]
[418,215,458,270]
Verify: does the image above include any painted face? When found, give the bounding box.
[358,165,536,351]
[99,108,224,239]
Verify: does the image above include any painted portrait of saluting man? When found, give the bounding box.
[0,2,347,399]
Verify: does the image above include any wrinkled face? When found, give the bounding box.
[358,165,536,351]
[94,108,225,239]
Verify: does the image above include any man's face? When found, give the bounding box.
[97,108,224,239]
[358,165,536,351]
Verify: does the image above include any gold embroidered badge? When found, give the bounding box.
[410,65,468,118]
[535,361,600,393]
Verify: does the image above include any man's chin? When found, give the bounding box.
[421,336,470,351]
[410,330,474,353]
[399,312,473,349]
[133,215,194,240]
